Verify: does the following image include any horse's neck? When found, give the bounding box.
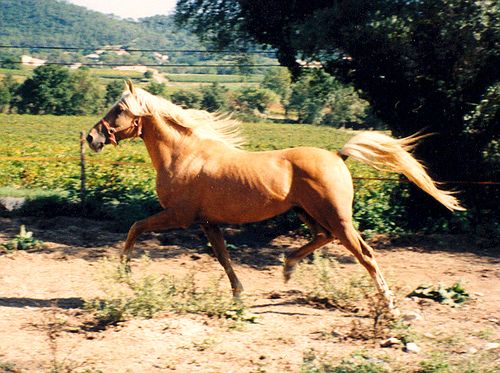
[141,117,193,172]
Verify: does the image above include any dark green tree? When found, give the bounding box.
[261,67,292,107]
[234,86,277,114]
[170,89,201,109]
[14,65,102,115]
[176,0,499,229]
[0,73,18,112]
[105,80,125,107]
[200,83,228,112]
[145,81,167,97]
[14,65,75,115]
[68,68,103,115]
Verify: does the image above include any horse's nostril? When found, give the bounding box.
[86,134,93,144]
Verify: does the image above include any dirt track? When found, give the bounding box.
[0,216,499,372]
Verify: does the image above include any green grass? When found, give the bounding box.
[0,113,383,193]
[0,114,399,230]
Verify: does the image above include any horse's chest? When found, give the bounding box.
[155,174,198,209]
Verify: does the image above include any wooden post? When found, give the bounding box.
[80,131,86,212]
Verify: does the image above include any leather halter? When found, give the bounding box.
[99,118,141,146]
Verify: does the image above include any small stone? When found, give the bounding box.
[474,292,484,297]
[423,332,435,339]
[404,342,421,354]
[403,310,423,321]
[381,337,402,347]
[467,347,478,354]
[483,342,499,351]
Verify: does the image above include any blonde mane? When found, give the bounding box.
[119,87,245,148]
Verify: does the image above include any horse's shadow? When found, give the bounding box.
[2,213,305,269]
[0,297,84,309]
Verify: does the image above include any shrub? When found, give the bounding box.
[353,180,408,236]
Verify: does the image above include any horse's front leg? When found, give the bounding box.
[121,208,189,267]
[200,223,244,298]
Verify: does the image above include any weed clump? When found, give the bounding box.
[1,225,45,252]
[295,251,374,311]
[84,258,256,326]
[301,350,388,373]
[409,282,469,306]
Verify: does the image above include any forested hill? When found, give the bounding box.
[0,0,200,50]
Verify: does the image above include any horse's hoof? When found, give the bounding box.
[283,265,295,283]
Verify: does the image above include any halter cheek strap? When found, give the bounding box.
[99,118,142,146]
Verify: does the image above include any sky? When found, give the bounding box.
[67,0,177,19]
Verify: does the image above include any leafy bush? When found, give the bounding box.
[353,180,409,236]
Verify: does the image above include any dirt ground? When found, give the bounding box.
[0,216,498,372]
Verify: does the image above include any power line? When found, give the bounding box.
[0,44,276,54]
[0,60,281,68]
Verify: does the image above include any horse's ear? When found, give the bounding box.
[125,80,136,94]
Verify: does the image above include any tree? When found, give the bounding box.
[15,65,75,115]
[287,69,368,125]
[288,69,336,124]
[0,74,18,112]
[200,83,228,112]
[105,80,125,107]
[176,0,499,228]
[234,86,277,114]
[68,68,103,115]
[14,65,102,115]
[145,81,167,97]
[261,67,292,107]
[170,89,201,109]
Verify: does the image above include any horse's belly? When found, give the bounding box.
[201,190,292,224]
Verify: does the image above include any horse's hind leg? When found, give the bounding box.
[201,223,244,298]
[328,218,395,310]
[283,209,334,282]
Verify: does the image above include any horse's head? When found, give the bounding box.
[87,81,143,152]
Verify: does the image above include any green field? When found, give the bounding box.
[0,113,400,231]
[0,114,386,193]
[165,73,262,83]
[0,67,263,88]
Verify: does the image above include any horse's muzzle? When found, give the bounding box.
[87,128,106,152]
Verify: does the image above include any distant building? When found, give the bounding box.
[21,55,46,67]
[153,52,169,62]
[85,53,101,60]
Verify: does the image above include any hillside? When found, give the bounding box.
[0,0,200,50]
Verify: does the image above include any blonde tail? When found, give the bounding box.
[339,132,465,211]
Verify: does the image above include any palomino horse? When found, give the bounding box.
[87,81,464,309]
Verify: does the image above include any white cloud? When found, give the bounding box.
[67,0,177,19]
